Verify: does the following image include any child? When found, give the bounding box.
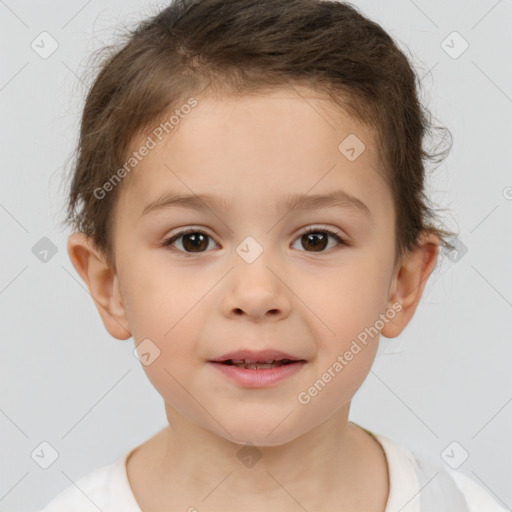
[42,0,508,510]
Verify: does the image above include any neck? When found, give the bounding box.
[125,404,389,511]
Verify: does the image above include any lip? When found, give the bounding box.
[208,360,306,388]
[209,349,304,364]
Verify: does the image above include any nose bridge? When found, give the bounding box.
[223,233,291,319]
[234,233,280,291]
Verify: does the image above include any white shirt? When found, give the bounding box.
[39,432,509,512]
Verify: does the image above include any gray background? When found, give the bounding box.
[1,0,511,510]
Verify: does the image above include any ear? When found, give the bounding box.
[67,232,132,340]
[381,232,440,339]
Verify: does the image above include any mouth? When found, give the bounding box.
[208,349,307,387]
[219,359,301,369]
[209,349,305,366]
[208,352,307,387]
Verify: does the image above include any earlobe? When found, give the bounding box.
[67,232,132,341]
[381,232,440,339]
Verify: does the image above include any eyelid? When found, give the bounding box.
[165,224,345,240]
[295,224,344,238]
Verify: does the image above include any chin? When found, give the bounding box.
[216,416,308,448]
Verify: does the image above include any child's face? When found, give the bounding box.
[75,87,431,446]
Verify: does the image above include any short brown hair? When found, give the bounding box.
[61,0,457,272]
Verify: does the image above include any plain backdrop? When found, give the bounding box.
[1,0,511,510]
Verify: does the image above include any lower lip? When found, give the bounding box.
[208,361,306,388]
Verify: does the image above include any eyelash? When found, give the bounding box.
[162,225,347,257]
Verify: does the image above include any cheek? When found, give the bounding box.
[312,256,390,339]
[128,279,208,412]
[296,334,378,420]
[122,276,210,411]
[122,261,209,340]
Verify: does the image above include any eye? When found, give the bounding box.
[162,228,218,256]
[291,226,347,253]
[162,226,347,257]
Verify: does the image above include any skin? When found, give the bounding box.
[68,86,439,511]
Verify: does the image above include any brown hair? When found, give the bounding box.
[61,0,457,272]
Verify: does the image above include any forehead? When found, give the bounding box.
[118,87,390,223]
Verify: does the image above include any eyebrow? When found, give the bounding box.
[140,190,373,222]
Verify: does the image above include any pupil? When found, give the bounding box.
[303,232,327,251]
[183,233,207,252]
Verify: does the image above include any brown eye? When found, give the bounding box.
[163,226,346,257]
[292,227,346,253]
[301,232,328,252]
[181,232,209,252]
[163,230,216,254]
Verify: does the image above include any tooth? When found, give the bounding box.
[231,362,283,369]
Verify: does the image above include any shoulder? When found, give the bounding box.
[370,430,509,512]
[38,463,115,512]
[38,450,140,512]
[448,470,510,512]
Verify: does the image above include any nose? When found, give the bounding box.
[222,256,292,321]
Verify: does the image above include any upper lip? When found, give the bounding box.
[209,349,305,364]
